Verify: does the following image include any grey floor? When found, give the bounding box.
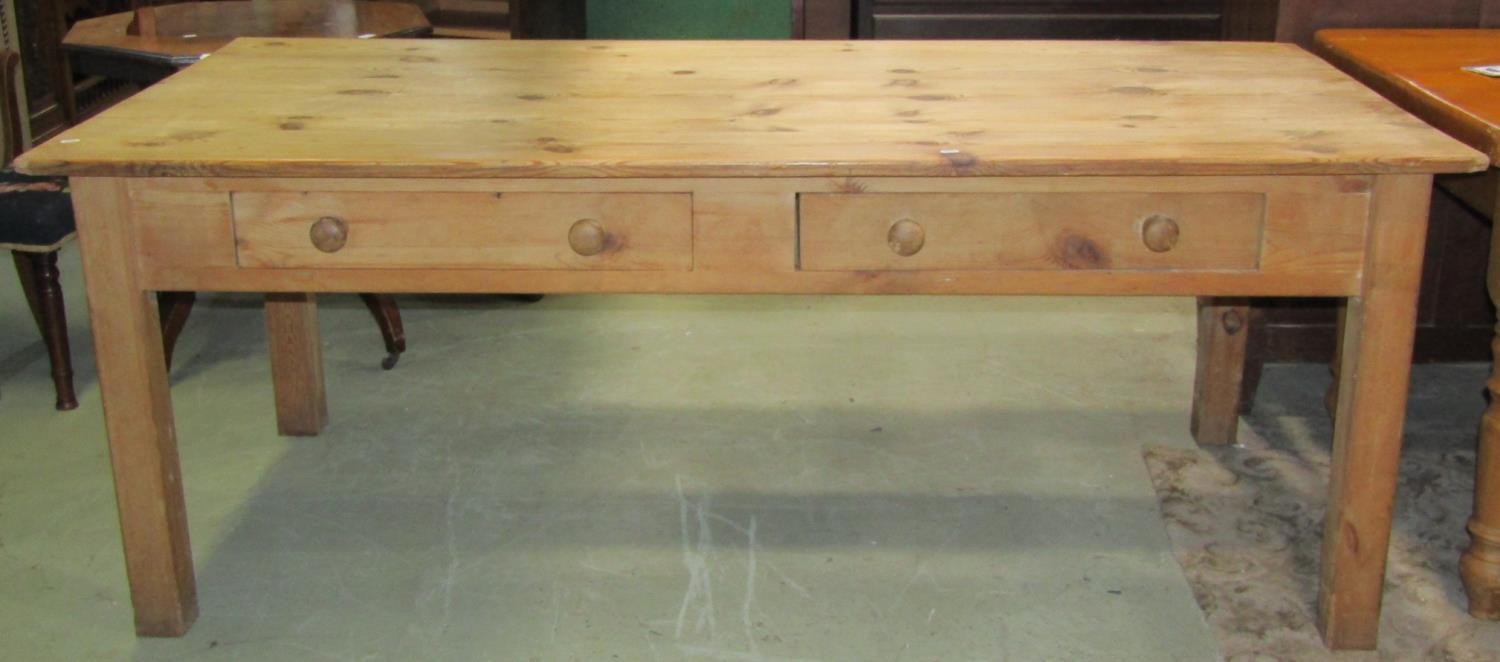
[0,244,1484,660]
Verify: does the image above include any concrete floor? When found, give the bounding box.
[4,242,1453,661]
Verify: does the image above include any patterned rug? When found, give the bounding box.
[1143,441,1500,660]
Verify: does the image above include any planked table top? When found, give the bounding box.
[17,38,1486,179]
[1316,29,1500,163]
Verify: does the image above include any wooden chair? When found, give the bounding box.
[0,49,404,410]
[1,49,78,409]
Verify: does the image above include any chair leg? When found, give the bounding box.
[156,292,196,369]
[13,251,43,328]
[13,251,77,410]
[359,293,405,370]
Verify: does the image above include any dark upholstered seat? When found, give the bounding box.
[0,169,73,252]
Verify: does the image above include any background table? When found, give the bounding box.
[15,38,1485,649]
[63,0,432,86]
[1314,27,1500,622]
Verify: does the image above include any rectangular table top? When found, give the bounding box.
[17,37,1486,179]
[1316,29,1500,163]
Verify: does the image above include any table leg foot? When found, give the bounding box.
[1462,521,1500,619]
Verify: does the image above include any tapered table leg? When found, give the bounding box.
[266,293,328,436]
[72,178,197,636]
[1462,169,1500,620]
[1317,175,1431,649]
[1191,296,1250,445]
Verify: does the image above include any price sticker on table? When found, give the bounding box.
[1463,64,1500,77]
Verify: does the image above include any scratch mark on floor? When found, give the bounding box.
[550,581,561,643]
[676,644,824,662]
[434,448,462,635]
[743,515,759,657]
[282,640,347,661]
[886,560,930,618]
[1003,370,1088,406]
[675,475,717,640]
[646,633,665,662]
[580,560,630,577]
[704,511,813,600]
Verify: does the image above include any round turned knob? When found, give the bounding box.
[1140,215,1179,253]
[568,218,607,256]
[888,218,925,257]
[309,216,348,253]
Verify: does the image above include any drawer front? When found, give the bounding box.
[232,191,693,270]
[798,193,1264,271]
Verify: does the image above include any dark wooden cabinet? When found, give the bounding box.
[510,0,585,38]
[857,0,1226,39]
[854,0,1276,40]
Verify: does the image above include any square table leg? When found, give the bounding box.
[1318,174,1431,649]
[1191,296,1250,445]
[265,293,328,436]
[72,178,198,636]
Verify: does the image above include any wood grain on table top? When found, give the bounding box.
[17,38,1487,178]
[1317,29,1500,163]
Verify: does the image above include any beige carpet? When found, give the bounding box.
[1145,436,1500,660]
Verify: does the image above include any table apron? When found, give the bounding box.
[110,174,1376,297]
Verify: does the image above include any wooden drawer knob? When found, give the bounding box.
[568,218,607,256]
[888,218,925,257]
[309,216,348,253]
[1140,215,1179,253]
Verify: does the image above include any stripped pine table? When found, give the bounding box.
[15,38,1486,649]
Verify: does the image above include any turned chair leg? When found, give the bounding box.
[154,291,407,371]
[13,251,77,410]
[350,293,543,370]
[1462,188,1500,620]
[156,292,196,369]
[359,293,405,370]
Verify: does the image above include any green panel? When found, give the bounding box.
[587,0,792,39]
